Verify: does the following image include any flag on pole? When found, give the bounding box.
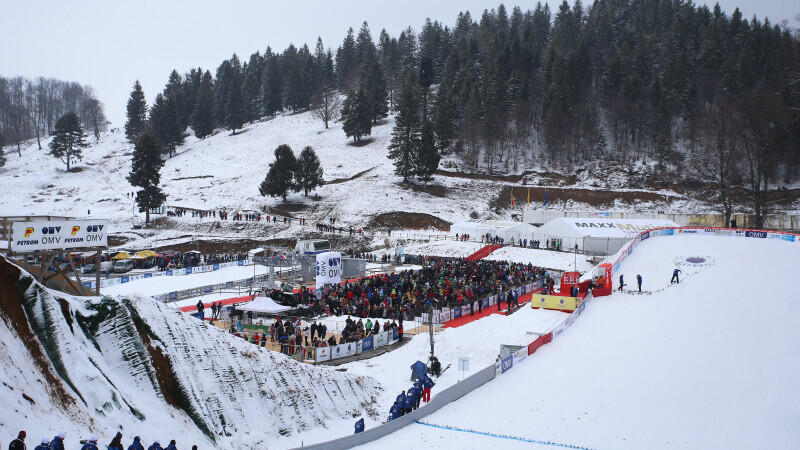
[543,188,548,206]
[511,187,515,207]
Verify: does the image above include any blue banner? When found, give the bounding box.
[144,273,152,278]
[185,267,193,274]
[237,260,244,266]
[213,264,220,270]
[781,235,796,242]
[392,328,399,341]
[662,229,674,236]
[121,276,129,283]
[482,298,490,308]
[203,286,212,294]
[166,270,173,276]
[225,281,234,288]
[169,291,177,300]
[745,230,767,238]
[453,307,462,319]
[361,336,374,352]
[501,355,513,373]
[641,231,650,240]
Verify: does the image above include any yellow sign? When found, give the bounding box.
[531,294,577,311]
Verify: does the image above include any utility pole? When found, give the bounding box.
[428,303,435,359]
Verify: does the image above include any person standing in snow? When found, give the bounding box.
[354,418,365,434]
[671,268,681,284]
[108,432,123,450]
[127,437,144,450]
[9,431,26,450]
[637,274,643,292]
[34,438,49,450]
[422,375,435,402]
[146,441,162,450]
[164,440,177,450]
[618,274,624,291]
[80,436,99,450]
[389,401,400,421]
[49,433,65,450]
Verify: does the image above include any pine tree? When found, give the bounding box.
[225,71,246,134]
[49,112,88,171]
[341,89,372,143]
[415,122,439,184]
[127,131,166,225]
[431,87,455,151]
[388,79,421,182]
[261,48,283,116]
[259,144,298,201]
[164,70,187,129]
[191,71,216,138]
[149,93,184,157]
[295,146,324,196]
[363,59,389,124]
[125,80,148,143]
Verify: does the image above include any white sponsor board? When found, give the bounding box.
[374,331,389,348]
[315,251,342,289]
[332,341,356,360]
[315,346,331,362]
[11,219,108,252]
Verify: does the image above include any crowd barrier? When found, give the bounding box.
[82,259,253,289]
[314,328,401,363]
[423,281,543,326]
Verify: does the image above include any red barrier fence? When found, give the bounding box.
[528,332,552,355]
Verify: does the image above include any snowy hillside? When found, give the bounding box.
[359,234,800,449]
[0,110,718,253]
[0,256,379,448]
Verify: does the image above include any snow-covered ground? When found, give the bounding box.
[357,234,800,450]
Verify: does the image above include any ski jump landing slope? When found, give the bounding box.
[359,234,800,450]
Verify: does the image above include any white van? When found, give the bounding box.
[294,239,331,256]
[99,261,113,273]
[113,259,134,273]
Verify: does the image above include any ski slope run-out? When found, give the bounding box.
[357,234,800,450]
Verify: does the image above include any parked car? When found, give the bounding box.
[99,261,113,274]
[82,264,96,274]
[113,259,134,273]
[58,262,72,273]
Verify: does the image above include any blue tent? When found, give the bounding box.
[410,360,427,380]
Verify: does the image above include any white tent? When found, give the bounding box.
[236,296,292,314]
[534,217,679,255]
[450,220,536,243]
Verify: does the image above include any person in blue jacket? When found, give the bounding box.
[354,418,365,434]
[405,390,416,411]
[389,401,400,421]
[164,440,177,450]
[49,432,66,450]
[671,268,681,284]
[34,438,51,450]
[396,391,406,413]
[147,441,163,450]
[422,375,435,402]
[636,274,642,292]
[81,436,99,450]
[127,436,145,450]
[618,274,624,291]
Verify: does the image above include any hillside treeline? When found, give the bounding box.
[138,1,798,225]
[0,76,106,153]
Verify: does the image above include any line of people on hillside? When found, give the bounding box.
[5,430,196,450]
[387,375,435,421]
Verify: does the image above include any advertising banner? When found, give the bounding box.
[745,230,767,238]
[11,219,109,252]
[482,298,490,308]
[531,295,577,311]
[392,328,399,341]
[332,342,356,360]
[315,251,342,289]
[513,348,527,366]
[360,336,374,353]
[781,234,796,242]
[315,346,330,362]
[489,296,496,306]
[453,307,462,319]
[374,331,388,348]
[500,355,513,374]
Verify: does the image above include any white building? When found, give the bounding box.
[533,217,679,255]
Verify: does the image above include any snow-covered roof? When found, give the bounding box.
[236,296,292,314]
[537,217,679,238]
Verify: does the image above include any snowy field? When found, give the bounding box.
[102,263,275,297]
[358,234,800,450]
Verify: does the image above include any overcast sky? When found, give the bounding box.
[1,0,796,126]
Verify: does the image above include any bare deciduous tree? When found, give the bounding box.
[312,84,341,129]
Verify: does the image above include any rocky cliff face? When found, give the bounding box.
[0,257,379,448]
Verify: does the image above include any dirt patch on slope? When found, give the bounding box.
[492,185,670,209]
[326,166,377,185]
[436,169,579,185]
[128,314,181,409]
[368,212,451,231]
[0,257,77,410]
[396,182,448,197]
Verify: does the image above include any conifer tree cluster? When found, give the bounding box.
[259,144,324,201]
[49,112,89,171]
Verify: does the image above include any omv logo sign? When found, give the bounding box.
[745,231,767,238]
